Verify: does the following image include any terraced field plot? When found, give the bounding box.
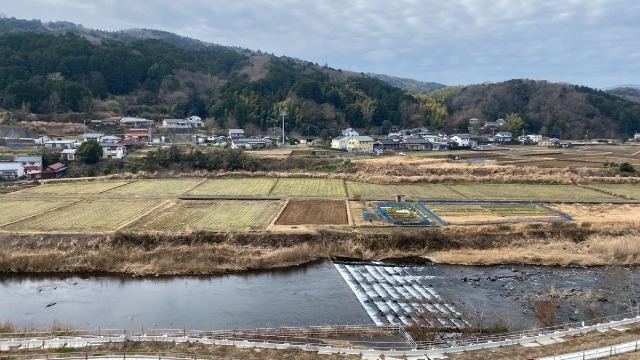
[0,198,78,226]
[105,178,202,196]
[447,184,618,201]
[186,178,276,196]
[1,199,162,233]
[589,184,640,200]
[19,181,131,194]
[133,200,283,231]
[270,178,346,197]
[275,200,348,225]
[346,182,464,200]
[422,202,556,225]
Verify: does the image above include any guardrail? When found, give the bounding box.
[2,311,640,355]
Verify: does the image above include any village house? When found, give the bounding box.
[451,134,471,147]
[373,138,400,154]
[120,117,154,128]
[494,132,513,143]
[0,162,25,179]
[28,162,66,180]
[527,134,543,143]
[14,155,43,172]
[100,142,127,159]
[346,136,375,152]
[341,128,359,137]
[44,139,77,150]
[61,149,76,161]
[401,137,432,151]
[163,118,191,130]
[331,136,349,150]
[187,116,204,128]
[231,137,273,150]
[125,128,152,142]
[228,129,245,140]
[82,133,103,142]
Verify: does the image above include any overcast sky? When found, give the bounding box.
[3,0,639,88]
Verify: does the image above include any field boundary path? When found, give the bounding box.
[3,315,640,359]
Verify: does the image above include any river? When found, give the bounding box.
[1,261,638,331]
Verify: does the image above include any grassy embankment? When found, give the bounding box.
[1,220,640,275]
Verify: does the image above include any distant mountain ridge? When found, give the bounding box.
[367,73,446,94]
[0,16,639,139]
[606,87,640,103]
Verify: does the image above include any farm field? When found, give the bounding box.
[133,200,283,232]
[447,184,618,201]
[19,181,131,194]
[0,198,78,226]
[588,184,640,200]
[346,182,464,200]
[105,178,203,196]
[551,203,640,224]
[421,202,557,225]
[270,178,346,197]
[185,178,276,196]
[1,199,162,233]
[275,200,348,225]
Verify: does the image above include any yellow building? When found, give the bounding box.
[346,136,375,152]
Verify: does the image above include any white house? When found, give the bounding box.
[44,140,77,149]
[495,132,513,142]
[228,129,245,139]
[120,117,154,128]
[187,116,204,128]
[451,134,470,147]
[61,149,76,161]
[331,136,349,150]
[14,155,43,171]
[341,128,359,137]
[527,134,543,143]
[100,143,127,159]
[163,118,191,129]
[0,162,25,179]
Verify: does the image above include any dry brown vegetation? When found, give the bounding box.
[15,121,84,135]
[1,221,639,275]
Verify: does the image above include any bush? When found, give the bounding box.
[619,162,635,173]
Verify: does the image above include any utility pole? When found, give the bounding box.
[279,108,287,146]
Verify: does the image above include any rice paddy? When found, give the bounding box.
[420,202,560,225]
[185,178,276,196]
[446,184,618,201]
[0,199,163,233]
[588,184,640,200]
[18,181,131,194]
[105,178,203,196]
[346,182,464,200]
[270,178,346,197]
[132,200,283,232]
[0,198,78,226]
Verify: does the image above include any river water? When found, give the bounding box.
[1,261,638,331]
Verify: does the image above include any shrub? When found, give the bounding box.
[619,162,635,173]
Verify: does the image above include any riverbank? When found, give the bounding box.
[1,222,639,275]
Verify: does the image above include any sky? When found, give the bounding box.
[3,0,640,89]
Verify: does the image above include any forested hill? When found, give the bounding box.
[431,80,640,138]
[0,17,639,139]
[367,73,446,94]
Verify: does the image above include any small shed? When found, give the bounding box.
[395,194,406,203]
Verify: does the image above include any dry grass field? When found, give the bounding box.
[185,178,276,196]
[0,198,78,226]
[423,203,556,225]
[345,182,464,200]
[104,178,203,196]
[275,200,348,225]
[550,203,640,226]
[133,200,283,232]
[19,181,131,194]
[447,184,618,201]
[270,178,346,197]
[588,184,640,199]
[1,199,162,233]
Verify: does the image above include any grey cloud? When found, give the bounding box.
[4,0,640,87]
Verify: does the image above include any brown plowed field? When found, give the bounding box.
[275,200,348,225]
